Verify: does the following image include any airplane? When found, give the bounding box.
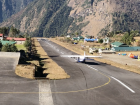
[60,52,102,63]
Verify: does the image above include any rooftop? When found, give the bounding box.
[0,41,16,45]
[0,34,3,37]
[6,37,26,41]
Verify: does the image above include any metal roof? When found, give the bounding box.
[111,42,124,46]
[111,47,140,51]
[0,41,16,45]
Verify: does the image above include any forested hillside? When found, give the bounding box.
[1,0,140,37]
[0,0,34,22]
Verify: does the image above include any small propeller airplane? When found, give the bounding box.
[60,52,102,63]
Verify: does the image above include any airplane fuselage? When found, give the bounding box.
[77,57,86,63]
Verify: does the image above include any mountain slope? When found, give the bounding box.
[0,0,74,37]
[1,0,140,37]
[0,0,34,23]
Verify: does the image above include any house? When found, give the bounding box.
[6,37,26,44]
[0,34,4,40]
[78,36,84,40]
[66,35,70,38]
[72,36,84,41]
[103,37,109,43]
[111,42,129,47]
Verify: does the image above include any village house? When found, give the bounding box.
[103,37,109,44]
[6,37,26,44]
[0,34,4,40]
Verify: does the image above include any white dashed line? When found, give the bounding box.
[111,76,135,93]
[87,65,98,71]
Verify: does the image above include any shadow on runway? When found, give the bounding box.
[49,55,59,58]
[84,62,100,65]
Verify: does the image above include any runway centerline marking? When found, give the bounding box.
[111,76,135,93]
[87,65,98,71]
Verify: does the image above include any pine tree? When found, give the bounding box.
[11,44,18,52]
[1,44,11,52]
[0,41,2,51]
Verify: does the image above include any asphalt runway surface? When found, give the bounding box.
[39,39,140,105]
[0,57,39,105]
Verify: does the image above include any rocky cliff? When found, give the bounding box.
[0,0,140,37]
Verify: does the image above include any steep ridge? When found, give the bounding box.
[0,0,140,37]
[0,0,34,22]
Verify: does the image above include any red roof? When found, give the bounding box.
[0,34,3,37]
[6,37,26,41]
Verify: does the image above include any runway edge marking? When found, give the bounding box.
[111,76,135,93]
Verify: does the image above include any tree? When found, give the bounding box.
[1,44,11,52]
[0,41,2,51]
[9,26,20,37]
[0,27,9,36]
[10,44,18,52]
[98,39,103,43]
[24,40,31,48]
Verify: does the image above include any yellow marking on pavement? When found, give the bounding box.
[0,67,111,94]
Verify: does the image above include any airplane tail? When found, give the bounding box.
[84,51,86,57]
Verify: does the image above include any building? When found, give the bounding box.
[0,41,16,45]
[111,47,140,52]
[111,42,129,47]
[0,34,4,40]
[103,37,109,43]
[72,36,84,41]
[6,37,26,44]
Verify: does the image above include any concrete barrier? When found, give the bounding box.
[0,52,20,65]
[0,52,20,58]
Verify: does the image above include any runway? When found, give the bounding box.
[39,39,140,105]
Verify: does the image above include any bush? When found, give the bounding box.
[98,39,103,43]
[0,41,2,51]
[11,44,18,52]
[24,40,31,48]
[1,44,11,52]
[1,44,17,52]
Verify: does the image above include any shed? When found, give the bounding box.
[72,37,79,40]
[111,42,129,47]
[78,36,84,39]
[111,47,140,51]
[0,41,16,45]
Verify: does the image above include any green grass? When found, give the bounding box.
[15,44,26,51]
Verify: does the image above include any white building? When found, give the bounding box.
[103,37,109,43]
[0,34,4,40]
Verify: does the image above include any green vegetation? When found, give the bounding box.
[69,21,90,35]
[24,39,31,48]
[0,41,2,51]
[0,0,33,23]
[9,26,20,37]
[15,44,26,51]
[98,39,103,43]
[121,30,140,45]
[0,27,9,35]
[1,44,17,52]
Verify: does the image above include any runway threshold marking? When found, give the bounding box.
[111,76,135,93]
